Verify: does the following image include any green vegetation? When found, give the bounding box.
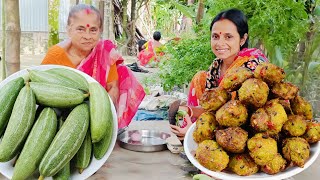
[156,32,214,91]
[48,0,60,48]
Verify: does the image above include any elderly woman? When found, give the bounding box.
[42,4,145,129]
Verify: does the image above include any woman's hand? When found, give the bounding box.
[169,114,193,140]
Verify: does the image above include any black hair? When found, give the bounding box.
[67,4,103,30]
[153,31,161,41]
[210,8,249,50]
[137,39,147,52]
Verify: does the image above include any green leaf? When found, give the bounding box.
[308,62,320,72]
[171,0,196,18]
[313,5,320,16]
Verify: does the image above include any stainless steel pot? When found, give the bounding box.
[117,129,171,152]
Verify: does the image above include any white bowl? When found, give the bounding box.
[0,65,118,180]
[184,123,320,180]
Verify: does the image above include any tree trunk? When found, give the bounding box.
[180,0,194,32]
[48,0,60,48]
[1,0,6,80]
[196,0,204,24]
[5,0,21,76]
[122,0,129,39]
[127,0,136,55]
[102,0,115,40]
[301,28,315,95]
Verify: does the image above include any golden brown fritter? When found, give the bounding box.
[193,112,218,143]
[219,67,254,92]
[250,108,270,132]
[228,154,259,176]
[200,87,230,112]
[282,137,310,168]
[238,78,269,108]
[247,133,278,166]
[271,82,299,100]
[253,62,286,85]
[282,115,307,137]
[290,95,313,120]
[215,127,248,153]
[303,121,320,143]
[264,99,288,135]
[216,100,248,127]
[261,153,287,175]
[195,140,229,171]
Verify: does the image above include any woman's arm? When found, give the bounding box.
[106,80,119,107]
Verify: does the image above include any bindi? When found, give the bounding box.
[86,24,90,28]
[219,32,222,35]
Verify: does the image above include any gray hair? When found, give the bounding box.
[67,4,103,30]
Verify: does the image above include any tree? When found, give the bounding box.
[48,0,60,48]
[196,0,204,24]
[5,0,21,76]
[121,0,129,39]
[127,0,137,55]
[102,0,115,40]
[181,0,194,32]
[1,0,6,80]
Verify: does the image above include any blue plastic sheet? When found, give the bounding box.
[133,110,167,121]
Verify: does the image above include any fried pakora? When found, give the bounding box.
[303,121,320,143]
[282,137,310,168]
[228,154,259,176]
[216,100,248,127]
[215,127,248,153]
[200,87,230,112]
[219,67,254,92]
[271,82,299,100]
[261,153,287,175]
[238,78,269,108]
[247,133,278,166]
[193,112,218,143]
[250,108,270,132]
[290,95,313,120]
[195,140,229,171]
[253,62,285,85]
[264,99,288,135]
[282,115,307,137]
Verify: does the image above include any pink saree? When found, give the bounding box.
[77,40,146,129]
[137,40,160,66]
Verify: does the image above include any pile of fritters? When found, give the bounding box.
[194,62,320,176]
